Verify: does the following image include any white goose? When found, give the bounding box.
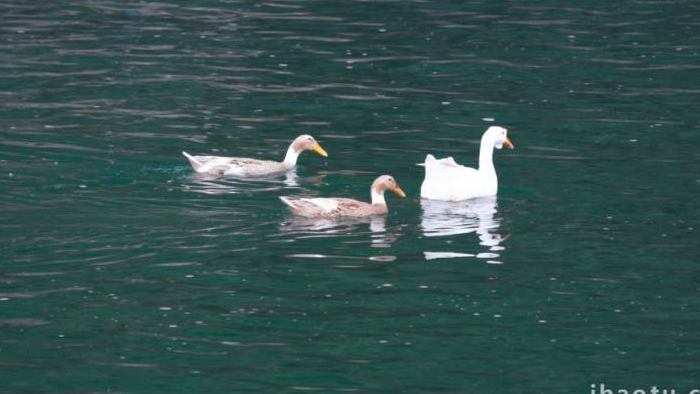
[182,134,327,177]
[418,126,514,201]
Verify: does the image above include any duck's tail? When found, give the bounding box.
[182,151,202,170]
[279,196,298,210]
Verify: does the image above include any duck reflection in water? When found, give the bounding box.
[280,215,402,250]
[183,170,324,195]
[420,196,507,262]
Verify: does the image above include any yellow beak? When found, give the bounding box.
[392,185,407,198]
[503,137,514,149]
[312,143,328,158]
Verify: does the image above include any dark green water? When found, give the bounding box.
[2,1,700,393]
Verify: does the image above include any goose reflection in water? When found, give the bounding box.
[420,196,507,263]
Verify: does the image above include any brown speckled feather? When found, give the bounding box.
[280,197,386,218]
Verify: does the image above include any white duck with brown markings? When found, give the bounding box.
[280,175,406,218]
[182,134,328,177]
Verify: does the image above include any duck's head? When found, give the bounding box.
[372,175,407,198]
[485,126,514,150]
[292,134,328,157]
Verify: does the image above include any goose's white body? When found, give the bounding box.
[419,126,514,202]
[420,155,497,201]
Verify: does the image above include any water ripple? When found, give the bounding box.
[2,1,700,391]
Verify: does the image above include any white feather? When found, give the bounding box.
[279,196,297,209]
[419,127,511,201]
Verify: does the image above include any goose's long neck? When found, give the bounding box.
[478,135,496,175]
[283,144,301,167]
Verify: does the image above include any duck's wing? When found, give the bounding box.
[183,152,235,173]
[280,197,370,217]
[332,198,373,216]
[184,154,284,176]
[224,158,287,177]
[280,197,336,216]
[186,155,226,164]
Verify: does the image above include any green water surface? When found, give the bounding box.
[1,1,699,393]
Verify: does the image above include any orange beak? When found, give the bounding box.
[392,185,407,198]
[311,143,328,158]
[503,137,514,149]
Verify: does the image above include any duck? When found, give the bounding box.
[182,134,328,177]
[279,175,406,218]
[418,126,514,201]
